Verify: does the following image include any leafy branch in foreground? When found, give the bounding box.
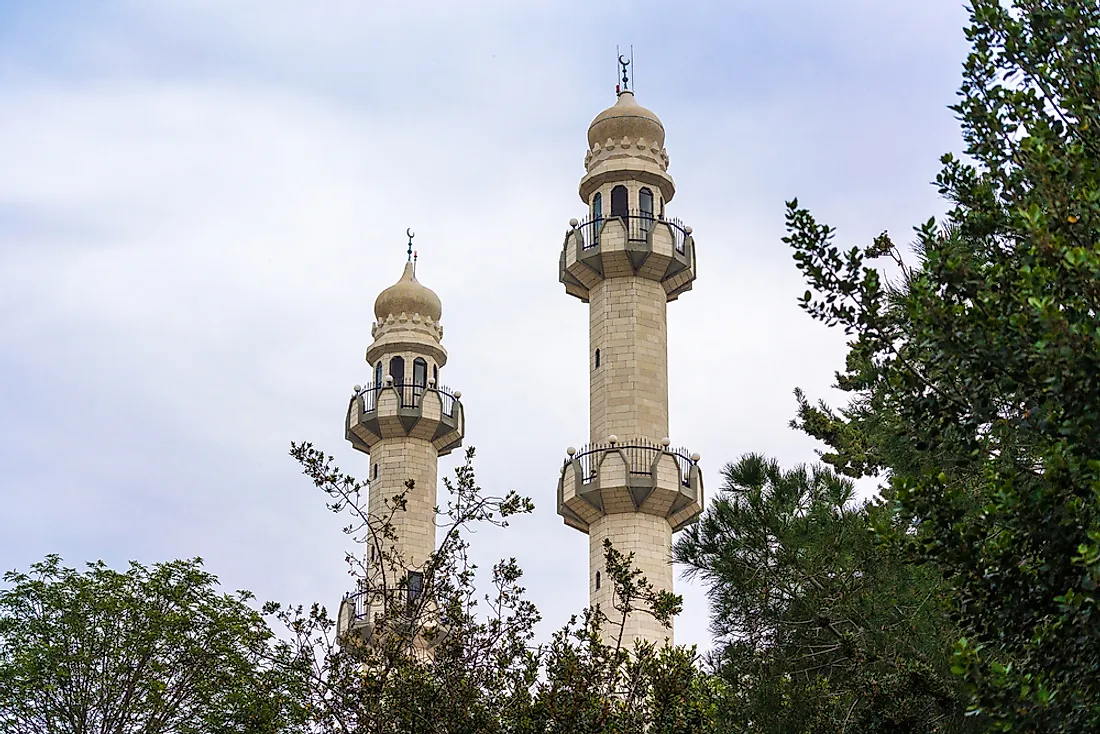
[783,2,1100,729]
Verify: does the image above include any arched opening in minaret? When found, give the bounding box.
[594,348,601,369]
[389,356,405,386]
[432,364,438,385]
[412,358,427,405]
[592,191,603,221]
[610,185,628,219]
[639,187,655,237]
[595,571,601,590]
[374,361,383,388]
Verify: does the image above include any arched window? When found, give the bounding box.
[432,365,438,384]
[412,358,427,405]
[374,361,383,388]
[389,356,405,386]
[594,348,601,369]
[592,191,603,221]
[595,571,601,590]
[407,571,424,603]
[610,185,628,218]
[372,463,378,480]
[639,187,654,237]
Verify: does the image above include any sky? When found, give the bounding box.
[0,0,973,652]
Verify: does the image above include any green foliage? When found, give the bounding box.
[275,444,725,733]
[0,556,306,734]
[675,454,971,733]
[785,1,1100,729]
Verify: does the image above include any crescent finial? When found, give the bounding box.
[406,228,415,261]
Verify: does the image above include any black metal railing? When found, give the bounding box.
[343,575,427,623]
[572,211,689,253]
[565,439,696,487]
[354,382,459,415]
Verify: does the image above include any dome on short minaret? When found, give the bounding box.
[587,90,665,150]
[373,260,442,322]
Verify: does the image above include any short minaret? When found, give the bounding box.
[557,67,703,646]
[339,239,465,643]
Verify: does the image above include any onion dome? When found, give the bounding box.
[374,261,442,322]
[587,90,665,150]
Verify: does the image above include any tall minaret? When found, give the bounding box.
[340,239,465,643]
[556,66,704,646]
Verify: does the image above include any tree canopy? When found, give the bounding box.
[0,555,304,734]
[785,0,1100,729]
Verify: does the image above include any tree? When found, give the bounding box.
[0,555,305,734]
[272,444,725,733]
[674,454,971,734]
[784,1,1100,729]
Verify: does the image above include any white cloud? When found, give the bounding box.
[0,0,970,651]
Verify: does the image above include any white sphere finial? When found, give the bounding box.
[661,437,671,447]
[608,434,618,445]
[384,375,394,385]
[353,384,362,393]
[691,452,701,462]
[684,225,693,235]
[427,377,436,387]
[566,446,577,456]
[454,390,462,399]
[569,218,579,228]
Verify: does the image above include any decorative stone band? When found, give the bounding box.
[559,215,696,302]
[346,383,464,457]
[367,315,447,367]
[584,136,670,173]
[557,439,704,534]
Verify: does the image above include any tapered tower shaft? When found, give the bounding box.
[338,252,465,650]
[556,83,703,646]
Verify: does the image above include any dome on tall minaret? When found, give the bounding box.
[374,260,442,322]
[587,90,665,150]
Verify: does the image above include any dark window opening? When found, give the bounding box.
[594,348,601,369]
[610,185,628,218]
[374,361,383,388]
[372,463,378,480]
[595,571,601,590]
[432,365,438,384]
[592,191,603,221]
[640,187,654,237]
[407,571,424,604]
[412,358,427,404]
[389,356,405,385]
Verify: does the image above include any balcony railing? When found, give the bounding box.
[565,438,696,488]
[343,573,426,624]
[353,381,459,415]
[573,211,689,253]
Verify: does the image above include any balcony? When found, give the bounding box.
[337,575,440,650]
[573,210,690,253]
[346,379,465,456]
[559,212,697,302]
[556,437,704,533]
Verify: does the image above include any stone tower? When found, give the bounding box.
[339,248,465,643]
[556,79,704,645]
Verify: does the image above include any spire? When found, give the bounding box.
[406,227,415,262]
[615,45,633,95]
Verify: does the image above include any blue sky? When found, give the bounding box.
[0,1,971,650]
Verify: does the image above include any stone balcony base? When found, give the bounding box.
[556,439,703,533]
[346,382,464,456]
[559,215,696,303]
